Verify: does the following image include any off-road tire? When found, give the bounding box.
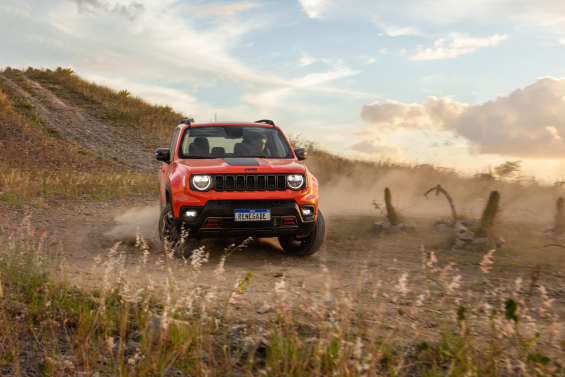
[159,204,201,258]
[278,210,325,257]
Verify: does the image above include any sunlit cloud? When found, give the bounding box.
[361,77,565,158]
[344,129,404,159]
[411,34,508,61]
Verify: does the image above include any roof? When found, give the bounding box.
[186,121,277,128]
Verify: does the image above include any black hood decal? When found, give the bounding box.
[222,158,261,166]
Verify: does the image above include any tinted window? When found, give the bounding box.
[178,126,293,159]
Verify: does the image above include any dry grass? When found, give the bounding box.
[16,67,189,140]
[0,169,156,206]
[0,73,157,206]
[2,215,565,376]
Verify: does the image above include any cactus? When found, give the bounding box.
[477,190,500,238]
[384,187,399,225]
[554,197,565,235]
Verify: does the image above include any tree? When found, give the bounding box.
[494,161,521,178]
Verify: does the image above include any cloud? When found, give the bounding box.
[241,58,368,110]
[74,58,135,69]
[344,129,403,159]
[72,0,144,20]
[430,140,455,147]
[293,0,565,47]
[299,54,317,67]
[297,0,327,18]
[361,77,565,158]
[411,34,508,61]
[179,1,263,23]
[373,22,422,37]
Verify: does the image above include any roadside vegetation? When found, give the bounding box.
[2,214,565,376]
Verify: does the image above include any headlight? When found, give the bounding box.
[192,175,212,190]
[287,174,304,189]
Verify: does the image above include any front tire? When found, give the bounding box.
[159,204,201,258]
[278,210,325,257]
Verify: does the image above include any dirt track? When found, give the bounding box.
[6,199,565,323]
[2,199,432,316]
[0,72,161,172]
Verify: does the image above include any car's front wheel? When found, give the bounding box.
[159,204,201,258]
[278,210,325,257]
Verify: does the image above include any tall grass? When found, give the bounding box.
[1,214,564,375]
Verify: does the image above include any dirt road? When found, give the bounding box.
[6,198,565,325]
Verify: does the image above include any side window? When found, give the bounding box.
[169,129,180,161]
[273,134,286,157]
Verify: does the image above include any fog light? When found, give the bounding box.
[185,210,198,217]
[301,208,312,216]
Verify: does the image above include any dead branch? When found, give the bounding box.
[424,184,457,221]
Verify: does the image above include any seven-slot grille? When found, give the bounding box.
[213,174,289,192]
[215,199,288,206]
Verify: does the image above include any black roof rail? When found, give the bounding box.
[180,119,192,127]
[255,119,275,126]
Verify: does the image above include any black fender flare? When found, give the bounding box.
[162,182,172,215]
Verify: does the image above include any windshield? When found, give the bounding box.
[178,126,294,159]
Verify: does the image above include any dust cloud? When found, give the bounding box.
[106,205,160,244]
[107,157,561,244]
[307,155,562,224]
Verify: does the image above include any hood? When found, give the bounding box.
[177,158,307,175]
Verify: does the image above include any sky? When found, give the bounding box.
[2,0,565,178]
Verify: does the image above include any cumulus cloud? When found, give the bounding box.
[344,129,403,159]
[361,77,565,158]
[411,34,508,60]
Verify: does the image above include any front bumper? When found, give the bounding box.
[173,199,317,238]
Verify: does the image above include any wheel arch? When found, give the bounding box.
[165,182,172,205]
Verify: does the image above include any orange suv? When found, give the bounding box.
[156,119,325,257]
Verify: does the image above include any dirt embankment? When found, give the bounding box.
[0,71,162,172]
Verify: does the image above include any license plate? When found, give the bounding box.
[234,209,271,221]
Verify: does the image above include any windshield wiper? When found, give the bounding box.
[184,156,217,159]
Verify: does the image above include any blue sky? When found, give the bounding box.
[2,0,565,177]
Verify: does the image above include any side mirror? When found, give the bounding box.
[155,148,170,162]
[294,148,307,161]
